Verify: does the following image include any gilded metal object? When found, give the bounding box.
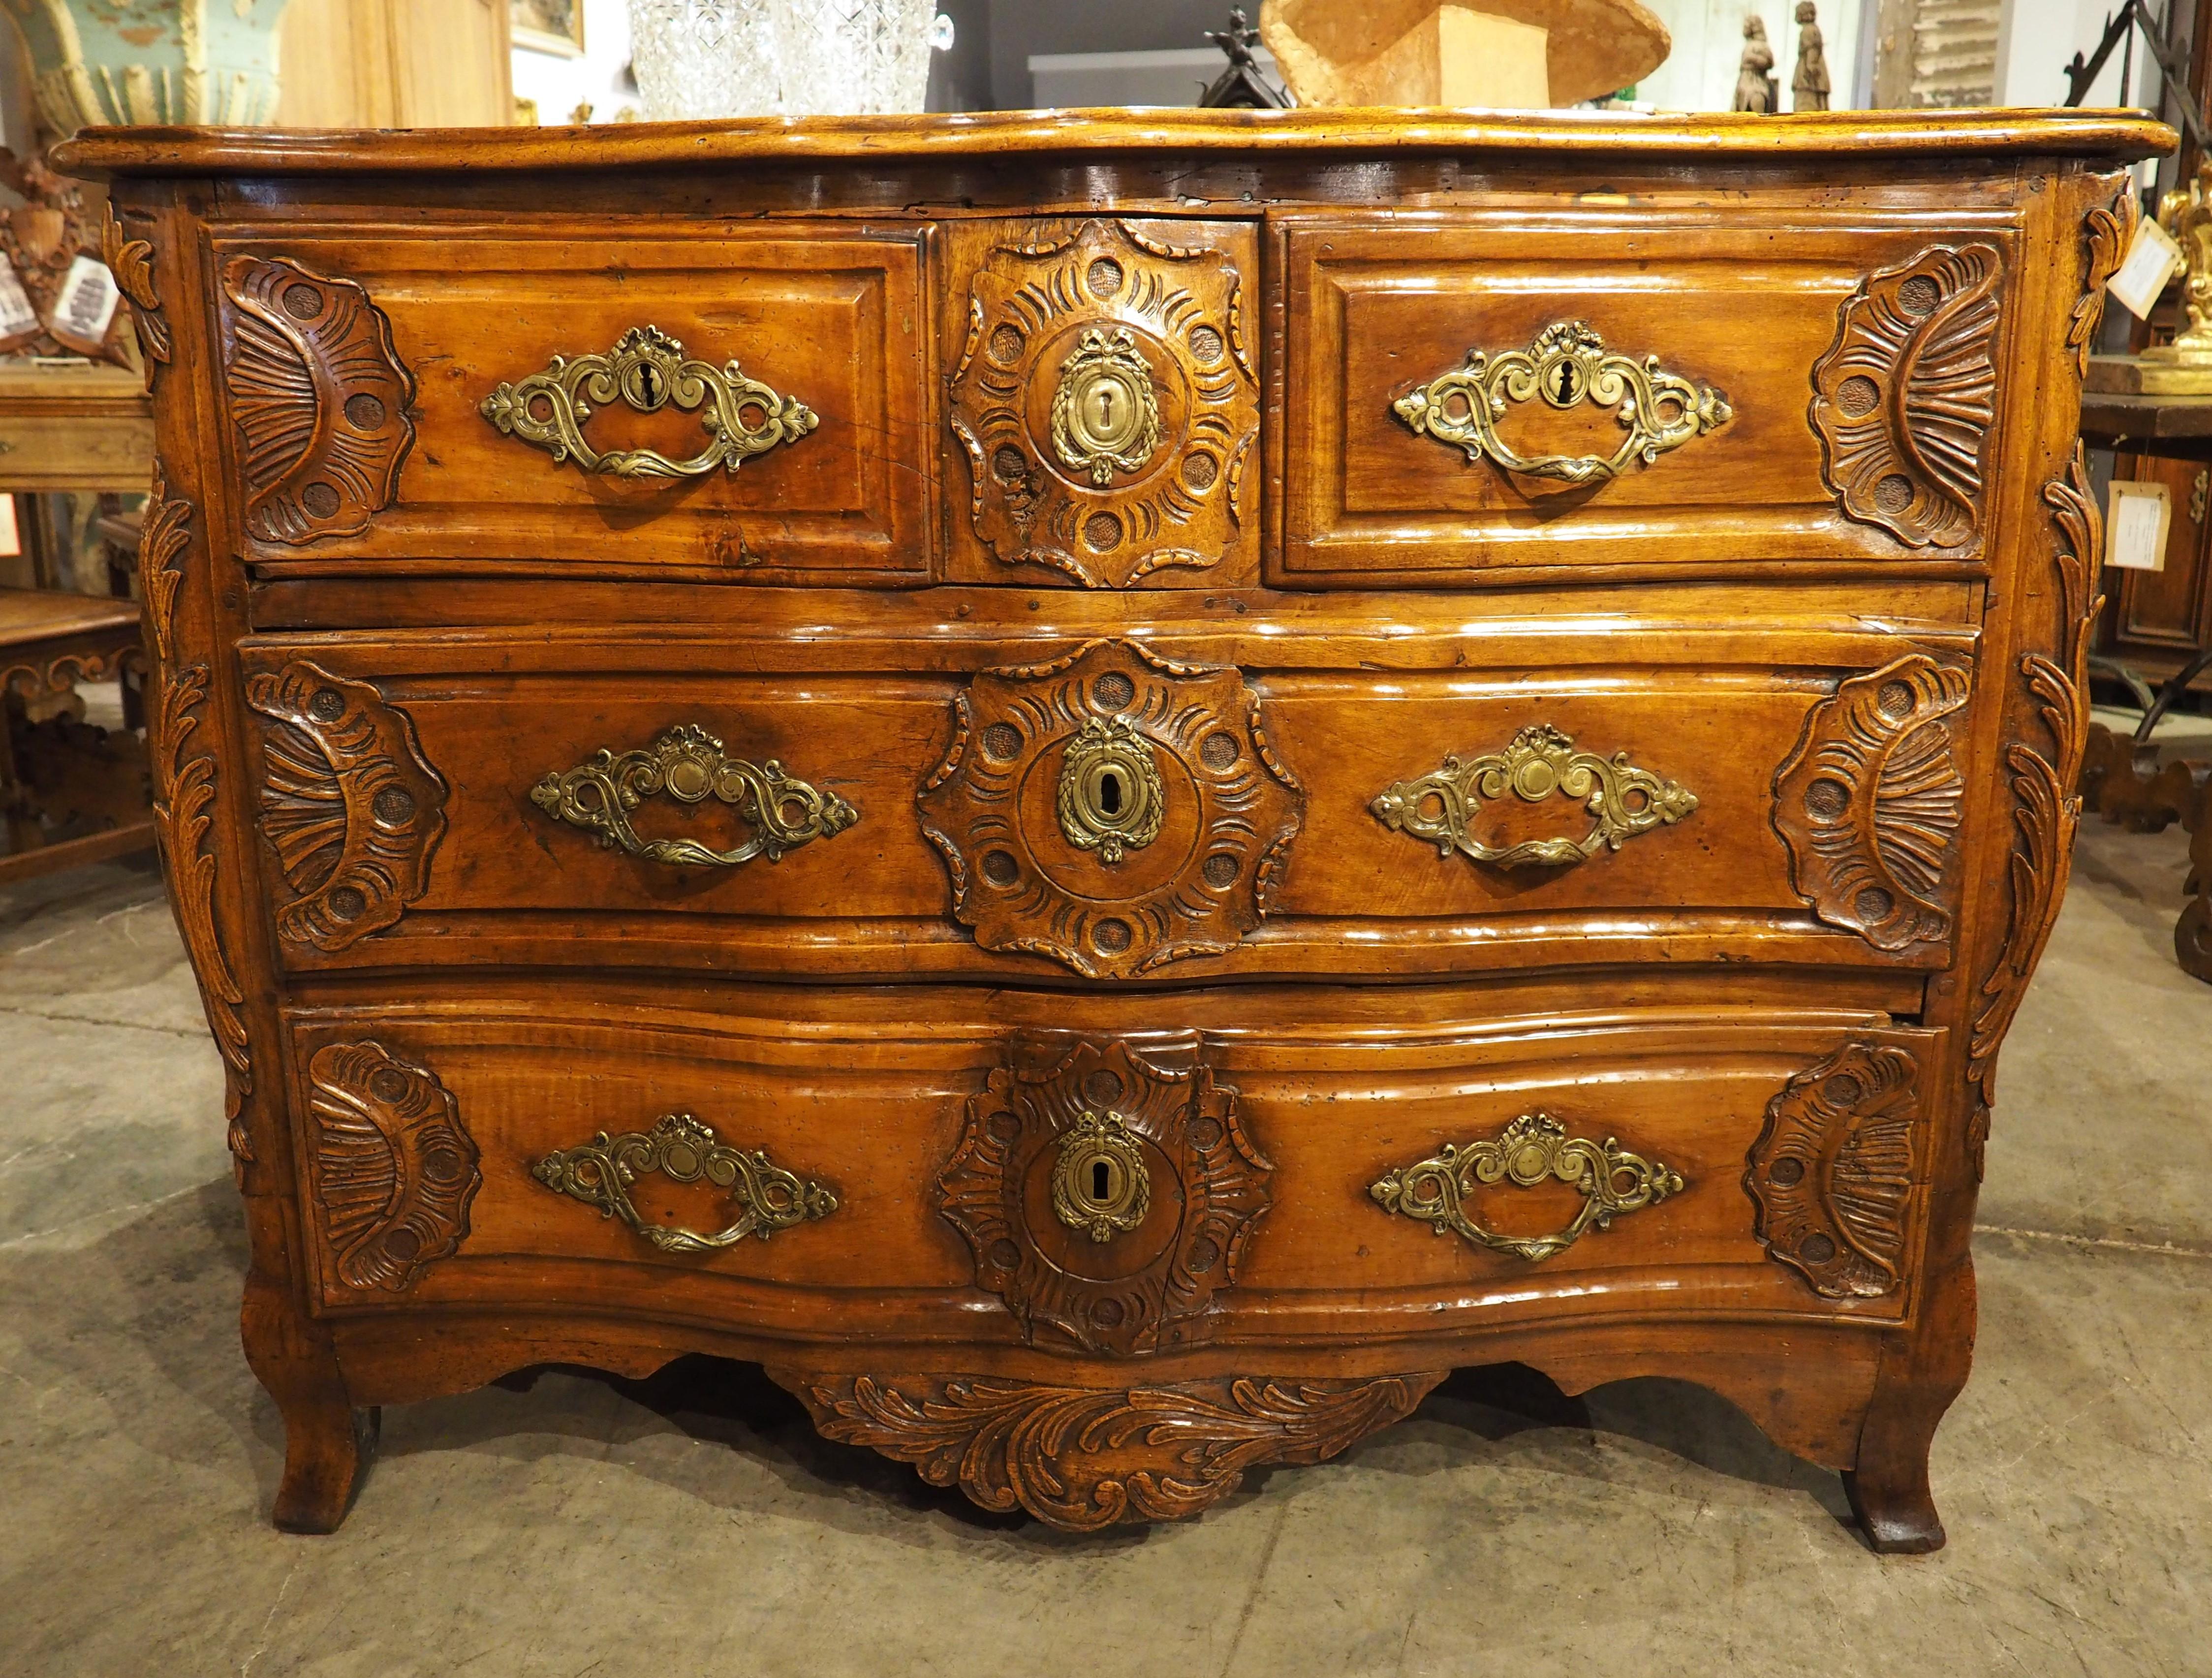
[531,1112,837,1254]
[530,723,857,868]
[1394,320,1731,485]
[479,324,818,479]
[1051,326,1163,486]
[1371,1113,1684,1263]
[1056,716,1166,864]
[1050,1110,1153,1243]
[1371,723,1697,870]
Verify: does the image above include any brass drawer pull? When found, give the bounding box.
[1394,319,1730,485]
[1371,1114,1683,1263]
[479,323,817,480]
[530,723,857,868]
[1372,723,1695,869]
[532,1113,837,1253]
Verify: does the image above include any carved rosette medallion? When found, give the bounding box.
[219,254,416,544]
[306,1041,480,1294]
[1745,1041,1923,1300]
[246,662,449,953]
[773,1370,1445,1531]
[918,639,1302,979]
[937,1033,1271,1356]
[1811,243,2002,550]
[1772,653,1970,952]
[949,219,1257,587]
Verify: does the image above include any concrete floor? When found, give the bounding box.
[0,824,2206,1678]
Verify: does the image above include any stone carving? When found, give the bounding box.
[306,1040,480,1294]
[949,219,1256,587]
[1745,1041,1923,1299]
[246,661,449,954]
[775,1370,1444,1530]
[1811,243,2003,550]
[1773,653,1970,952]
[219,254,415,544]
[917,638,1303,979]
[938,1032,1270,1356]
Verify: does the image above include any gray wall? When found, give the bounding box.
[929,0,1240,111]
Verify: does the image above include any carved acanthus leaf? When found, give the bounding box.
[307,1041,479,1293]
[2070,181,2138,377]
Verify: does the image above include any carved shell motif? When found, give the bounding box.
[306,1041,479,1294]
[1744,1041,1922,1300]
[220,254,416,544]
[1810,243,2002,550]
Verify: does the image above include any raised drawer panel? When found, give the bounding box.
[1278,214,2021,584]
[210,226,935,582]
[284,992,1942,1339]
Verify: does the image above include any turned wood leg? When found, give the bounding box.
[240,1224,375,1533]
[1844,1256,1975,1554]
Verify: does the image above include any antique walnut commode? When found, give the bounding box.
[60,109,2168,1550]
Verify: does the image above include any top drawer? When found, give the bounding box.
[1277,214,2021,586]
[209,224,934,583]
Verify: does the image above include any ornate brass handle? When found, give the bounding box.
[1394,319,1730,485]
[1371,1114,1683,1263]
[532,1113,837,1253]
[530,724,857,868]
[479,324,817,479]
[1372,723,1695,870]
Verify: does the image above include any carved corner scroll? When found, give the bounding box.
[532,1113,837,1254]
[1373,723,1696,870]
[1773,653,1970,953]
[774,1370,1444,1531]
[938,1033,1270,1357]
[246,662,448,953]
[918,639,1303,979]
[306,1041,479,1294]
[140,465,252,1159]
[219,254,415,544]
[1811,243,2002,550]
[101,210,168,378]
[1745,1041,1924,1300]
[949,218,1257,587]
[2070,180,2139,378]
[1394,319,1732,484]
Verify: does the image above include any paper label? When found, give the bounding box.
[46,253,120,353]
[2107,217,2184,321]
[2106,479,2172,572]
[0,254,40,341]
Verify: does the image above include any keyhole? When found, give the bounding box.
[637,364,661,405]
[1099,770,1122,815]
[1555,363,1576,402]
[1096,388,1116,428]
[1090,1160,1110,1203]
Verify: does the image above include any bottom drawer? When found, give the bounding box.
[282,985,1946,1347]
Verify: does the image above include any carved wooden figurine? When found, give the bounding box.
[57,106,2168,1551]
[1735,15,1779,112]
[1793,2,1830,112]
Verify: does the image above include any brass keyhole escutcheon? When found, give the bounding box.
[1051,326,1163,486]
[1052,1111,1153,1243]
[1057,716,1166,865]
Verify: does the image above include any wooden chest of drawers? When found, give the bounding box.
[61,108,2167,1550]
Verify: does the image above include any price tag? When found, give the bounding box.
[2106,479,2172,572]
[45,252,120,356]
[2107,216,2184,321]
[0,254,40,346]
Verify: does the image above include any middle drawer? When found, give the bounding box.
[238,609,1978,983]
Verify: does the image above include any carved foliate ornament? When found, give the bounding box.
[219,254,416,543]
[937,1033,1271,1357]
[101,210,168,379]
[1810,243,2002,549]
[1745,1041,1923,1300]
[949,219,1257,587]
[918,639,1302,979]
[247,662,449,953]
[306,1041,480,1294]
[1772,653,1969,952]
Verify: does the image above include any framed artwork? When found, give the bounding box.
[513,0,584,58]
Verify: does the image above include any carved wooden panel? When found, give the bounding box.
[1744,1041,1923,1299]
[948,218,1258,587]
[773,1370,1443,1530]
[246,660,449,953]
[306,1040,479,1294]
[220,254,415,544]
[1772,653,1970,952]
[1810,243,2002,550]
[938,1032,1270,1356]
[917,638,1302,979]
